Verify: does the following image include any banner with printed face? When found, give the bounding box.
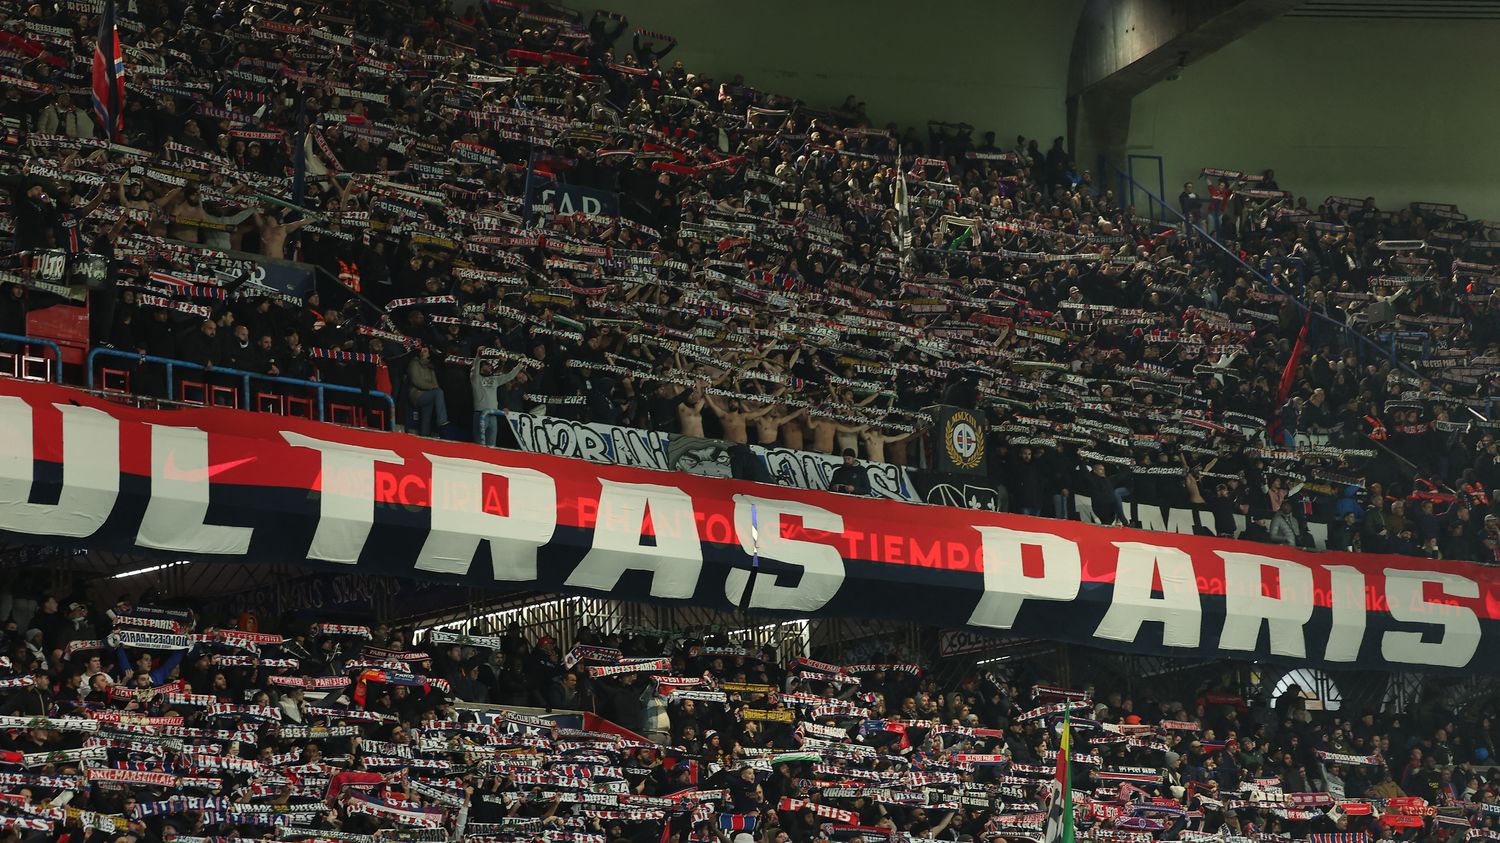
[0,379,1495,674]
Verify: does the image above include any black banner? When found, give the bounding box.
[929,405,988,475]
[527,180,620,217]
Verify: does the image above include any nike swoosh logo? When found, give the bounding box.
[161,454,257,483]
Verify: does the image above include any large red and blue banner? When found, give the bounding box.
[0,379,1494,673]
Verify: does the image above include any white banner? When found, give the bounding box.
[502,412,919,501]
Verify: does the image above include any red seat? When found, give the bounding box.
[329,403,357,426]
[101,367,131,393]
[255,392,284,414]
[178,380,207,406]
[286,396,313,419]
[0,352,17,379]
[210,385,239,408]
[363,407,388,430]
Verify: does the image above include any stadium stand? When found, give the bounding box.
[1,0,1500,838]
[3,0,1500,565]
[0,600,1494,843]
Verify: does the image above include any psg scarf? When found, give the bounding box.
[91,0,125,141]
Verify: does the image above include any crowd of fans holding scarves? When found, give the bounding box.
[0,591,1497,843]
[4,0,1500,559]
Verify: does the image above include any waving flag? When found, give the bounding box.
[1043,708,1075,843]
[91,0,125,141]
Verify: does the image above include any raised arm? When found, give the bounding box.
[743,402,777,421]
[79,183,110,218]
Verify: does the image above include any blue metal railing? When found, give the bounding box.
[85,347,395,430]
[0,333,63,383]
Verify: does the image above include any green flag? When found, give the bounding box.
[1045,707,1075,843]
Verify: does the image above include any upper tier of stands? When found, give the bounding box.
[3,0,1500,562]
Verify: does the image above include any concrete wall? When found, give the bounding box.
[1128,17,1500,219]
[559,0,1082,144]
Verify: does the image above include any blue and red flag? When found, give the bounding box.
[719,814,757,832]
[91,0,125,141]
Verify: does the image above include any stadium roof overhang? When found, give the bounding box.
[1067,0,1303,166]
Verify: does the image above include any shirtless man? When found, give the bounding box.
[861,427,915,465]
[676,384,707,437]
[751,405,806,447]
[834,423,865,456]
[705,393,775,445]
[807,412,838,454]
[254,208,311,259]
[165,186,208,243]
[780,409,808,450]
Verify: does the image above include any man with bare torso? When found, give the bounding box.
[705,393,775,444]
[861,427,913,465]
[780,410,808,450]
[677,384,707,437]
[255,208,310,259]
[751,405,806,448]
[807,413,839,454]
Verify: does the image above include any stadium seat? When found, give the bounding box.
[100,367,131,394]
[177,380,207,406]
[210,384,239,409]
[20,354,50,382]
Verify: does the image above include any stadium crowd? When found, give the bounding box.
[2,0,1500,563]
[0,590,1495,843]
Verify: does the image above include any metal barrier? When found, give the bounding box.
[0,332,63,383]
[84,347,395,430]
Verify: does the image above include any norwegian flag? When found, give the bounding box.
[91,0,126,141]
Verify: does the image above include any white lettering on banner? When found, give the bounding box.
[0,399,118,537]
[541,188,606,216]
[137,425,254,554]
[1080,498,1330,551]
[725,496,845,612]
[280,432,402,564]
[505,414,669,471]
[968,527,1081,629]
[760,448,915,502]
[1323,565,1367,662]
[1218,552,1315,658]
[413,456,556,582]
[1381,569,1479,668]
[2,385,1498,674]
[565,480,702,598]
[1131,503,1201,538]
[504,412,917,501]
[1095,543,1202,648]
[937,628,1003,657]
